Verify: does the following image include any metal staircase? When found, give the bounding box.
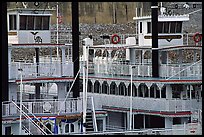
[85,110,95,132]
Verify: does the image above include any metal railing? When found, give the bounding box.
[2,98,83,116]
[80,61,202,79]
[9,62,73,80]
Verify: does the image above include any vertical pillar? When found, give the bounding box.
[57,82,67,99]
[166,84,172,99]
[72,2,80,98]
[130,49,136,64]
[8,48,12,79]
[165,117,173,128]
[61,47,66,76]
[143,115,145,129]
[35,48,41,99]
[151,2,159,78]
[189,85,192,99]
[2,1,8,101]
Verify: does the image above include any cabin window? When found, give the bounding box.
[140,22,142,33]
[20,15,50,30]
[9,15,17,30]
[147,22,151,33]
[27,16,34,30]
[175,22,182,33]
[35,16,42,30]
[157,21,182,33]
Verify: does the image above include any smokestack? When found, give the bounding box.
[151,2,159,78]
[72,2,80,98]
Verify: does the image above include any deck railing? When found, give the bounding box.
[9,62,73,80]
[80,60,202,79]
[2,98,83,117]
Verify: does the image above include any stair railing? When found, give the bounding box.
[22,124,33,135]
[91,96,98,132]
[21,103,53,135]
[11,101,47,135]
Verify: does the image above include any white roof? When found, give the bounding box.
[133,14,189,22]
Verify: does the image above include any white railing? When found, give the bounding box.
[9,62,73,80]
[162,60,202,80]
[80,61,201,79]
[2,98,83,116]
[88,93,202,112]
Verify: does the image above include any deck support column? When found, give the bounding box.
[166,84,172,99]
[61,47,66,76]
[57,82,67,99]
[151,2,159,78]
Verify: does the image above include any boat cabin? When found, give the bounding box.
[133,14,189,47]
[7,8,53,44]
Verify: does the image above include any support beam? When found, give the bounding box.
[35,48,40,99]
[2,2,8,101]
[72,2,80,98]
[151,2,159,78]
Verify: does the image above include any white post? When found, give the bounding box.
[56,2,59,58]
[18,63,23,135]
[129,65,133,130]
[82,65,86,133]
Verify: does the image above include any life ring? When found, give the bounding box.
[193,32,202,43]
[111,34,120,44]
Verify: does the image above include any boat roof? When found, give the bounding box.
[133,14,189,22]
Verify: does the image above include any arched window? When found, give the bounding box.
[119,82,127,96]
[110,82,117,95]
[102,81,108,94]
[94,81,100,93]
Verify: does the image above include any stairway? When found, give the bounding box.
[85,110,94,132]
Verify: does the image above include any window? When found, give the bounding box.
[20,15,27,30]
[9,15,17,30]
[157,21,182,34]
[147,22,151,33]
[27,16,34,30]
[158,22,163,33]
[20,15,50,30]
[140,22,142,33]
[163,22,169,33]
[170,21,176,33]
[176,22,182,33]
[42,16,50,30]
[35,16,42,30]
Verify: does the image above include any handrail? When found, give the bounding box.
[166,60,202,80]
[22,124,33,135]
[11,101,47,135]
[21,103,53,135]
[91,97,98,132]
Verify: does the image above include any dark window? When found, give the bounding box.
[35,16,42,30]
[9,15,16,30]
[140,22,142,33]
[20,15,27,30]
[42,16,50,30]
[170,21,176,33]
[27,16,34,30]
[147,22,151,33]
[20,15,50,30]
[176,21,182,33]
[163,22,169,33]
[158,22,163,33]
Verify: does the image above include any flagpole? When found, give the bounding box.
[56,2,59,59]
